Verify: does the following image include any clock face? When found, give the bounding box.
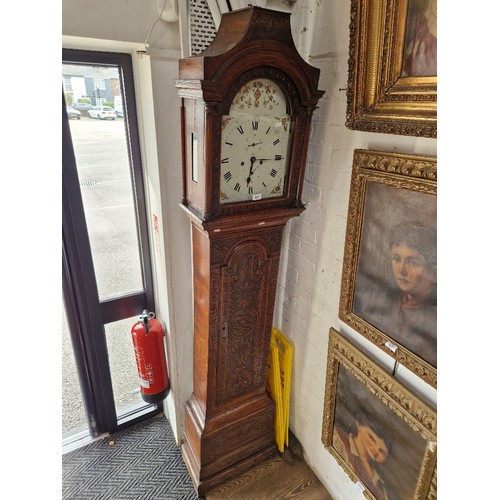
[220,79,292,204]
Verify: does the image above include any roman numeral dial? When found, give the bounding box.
[219,113,291,204]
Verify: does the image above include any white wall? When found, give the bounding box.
[62,0,181,50]
[146,56,194,439]
[63,1,437,498]
[270,1,437,499]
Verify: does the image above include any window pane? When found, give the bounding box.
[63,63,143,300]
[105,317,145,417]
[62,302,88,438]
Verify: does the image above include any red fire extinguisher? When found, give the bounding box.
[131,310,170,404]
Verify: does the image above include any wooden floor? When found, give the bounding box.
[204,434,333,500]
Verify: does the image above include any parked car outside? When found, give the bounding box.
[88,106,117,120]
[66,106,81,120]
[73,102,92,111]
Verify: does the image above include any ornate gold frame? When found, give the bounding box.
[339,149,437,387]
[346,0,437,138]
[322,328,437,500]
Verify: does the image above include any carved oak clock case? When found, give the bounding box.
[176,6,323,494]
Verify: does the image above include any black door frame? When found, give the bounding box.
[62,49,160,437]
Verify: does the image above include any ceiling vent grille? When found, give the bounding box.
[190,0,217,55]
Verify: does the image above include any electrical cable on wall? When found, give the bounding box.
[144,0,169,51]
[137,0,179,57]
[392,360,399,377]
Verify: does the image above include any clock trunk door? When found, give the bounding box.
[216,241,273,407]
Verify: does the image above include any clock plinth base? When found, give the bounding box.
[181,393,277,495]
[181,441,277,495]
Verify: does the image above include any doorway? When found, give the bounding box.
[62,49,160,449]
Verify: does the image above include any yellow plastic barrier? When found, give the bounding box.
[267,340,284,451]
[267,327,293,452]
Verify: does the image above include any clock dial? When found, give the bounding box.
[220,78,292,205]
[220,114,291,203]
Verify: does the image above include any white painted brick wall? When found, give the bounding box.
[272,1,438,499]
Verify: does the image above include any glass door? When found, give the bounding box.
[62,49,160,445]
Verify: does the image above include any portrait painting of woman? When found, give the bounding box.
[402,0,437,77]
[352,182,437,367]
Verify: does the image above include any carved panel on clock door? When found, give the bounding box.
[217,242,271,405]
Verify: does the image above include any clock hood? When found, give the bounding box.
[177,6,323,107]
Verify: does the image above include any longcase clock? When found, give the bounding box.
[176,6,324,494]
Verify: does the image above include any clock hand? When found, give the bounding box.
[248,141,263,147]
[247,156,257,186]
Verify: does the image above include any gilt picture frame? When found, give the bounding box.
[346,0,437,138]
[339,149,437,387]
[322,328,437,500]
